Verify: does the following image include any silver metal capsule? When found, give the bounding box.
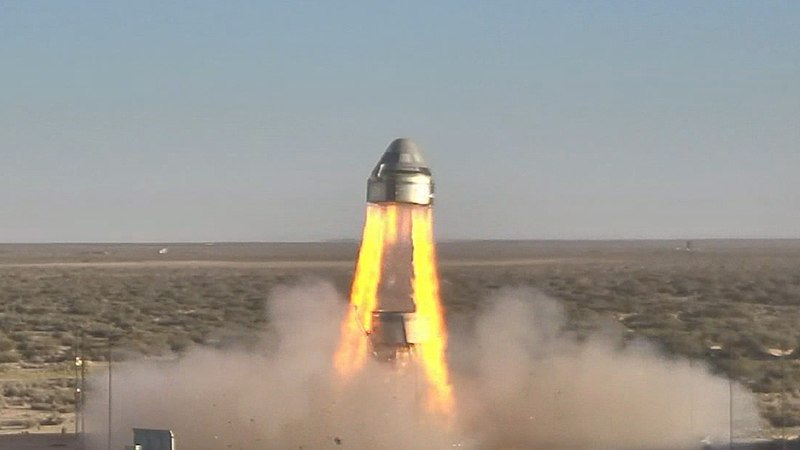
[366,138,434,206]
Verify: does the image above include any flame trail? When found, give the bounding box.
[334,204,386,377]
[334,202,454,416]
[411,206,454,415]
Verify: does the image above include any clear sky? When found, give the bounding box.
[1,1,798,242]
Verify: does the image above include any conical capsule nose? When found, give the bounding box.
[384,138,427,168]
[371,138,430,176]
[366,138,434,206]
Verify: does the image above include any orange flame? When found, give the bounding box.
[411,206,455,415]
[334,204,386,376]
[334,202,454,416]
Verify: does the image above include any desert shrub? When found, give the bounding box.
[26,305,50,315]
[612,279,645,296]
[65,300,95,315]
[48,319,73,333]
[15,339,33,359]
[751,374,781,394]
[57,333,76,347]
[0,351,20,363]
[30,402,56,411]
[3,381,31,398]
[17,336,61,362]
[39,414,64,426]
[624,314,673,331]
[48,378,72,389]
[0,418,36,429]
[8,331,27,344]
[656,333,707,359]
[51,388,74,406]
[168,334,193,353]
[29,388,53,403]
[140,334,170,354]
[0,334,15,352]
[223,306,254,324]
[84,323,116,339]
[763,400,800,428]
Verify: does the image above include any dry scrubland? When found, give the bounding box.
[0,240,799,437]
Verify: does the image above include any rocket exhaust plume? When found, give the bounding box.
[334,138,454,415]
[81,140,759,449]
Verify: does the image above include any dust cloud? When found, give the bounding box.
[85,282,757,449]
[450,288,759,449]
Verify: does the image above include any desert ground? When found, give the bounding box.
[0,240,799,447]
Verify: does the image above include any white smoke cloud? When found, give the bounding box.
[84,282,758,449]
[451,288,760,449]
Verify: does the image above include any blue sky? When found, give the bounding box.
[1,1,798,242]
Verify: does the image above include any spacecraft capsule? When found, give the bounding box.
[367,138,434,206]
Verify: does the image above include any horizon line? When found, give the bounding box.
[1,237,799,245]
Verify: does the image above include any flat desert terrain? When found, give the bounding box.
[0,240,799,444]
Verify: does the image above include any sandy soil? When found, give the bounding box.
[0,240,799,447]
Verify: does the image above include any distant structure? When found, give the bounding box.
[127,428,175,450]
[675,240,696,252]
[158,247,169,255]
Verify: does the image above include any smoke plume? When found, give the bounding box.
[450,288,759,449]
[85,282,757,449]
